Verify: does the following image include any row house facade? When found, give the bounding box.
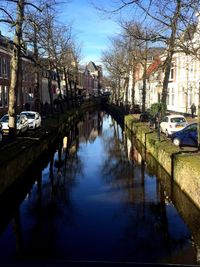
[0,46,10,110]
[82,61,102,97]
[128,15,200,115]
[0,38,36,116]
[59,61,102,99]
[57,61,102,101]
[143,53,200,115]
[0,32,102,116]
[128,49,164,108]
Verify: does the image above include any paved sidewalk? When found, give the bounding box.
[132,112,198,124]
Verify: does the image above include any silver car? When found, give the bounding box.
[160,114,188,137]
[0,114,29,135]
[21,111,42,129]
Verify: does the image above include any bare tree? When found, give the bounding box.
[93,0,200,107]
[0,0,71,136]
[101,36,131,106]
[0,0,45,137]
[122,22,164,112]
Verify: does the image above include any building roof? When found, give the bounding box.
[87,61,98,72]
[146,57,162,76]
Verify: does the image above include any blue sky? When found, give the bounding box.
[60,0,121,66]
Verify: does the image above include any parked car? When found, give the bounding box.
[0,114,29,135]
[171,123,197,147]
[21,111,42,129]
[139,111,150,122]
[131,104,141,114]
[160,114,188,137]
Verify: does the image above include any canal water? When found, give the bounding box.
[0,110,199,265]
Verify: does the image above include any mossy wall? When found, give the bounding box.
[125,114,200,209]
[0,100,101,196]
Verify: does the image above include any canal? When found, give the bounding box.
[0,110,199,265]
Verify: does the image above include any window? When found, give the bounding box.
[22,87,25,104]
[28,88,33,101]
[185,124,197,132]
[0,86,2,107]
[2,57,8,78]
[163,117,168,122]
[170,63,175,80]
[167,94,169,105]
[171,117,186,123]
[171,94,175,106]
[0,57,2,78]
[4,86,8,106]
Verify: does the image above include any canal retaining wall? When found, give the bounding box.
[125,114,200,210]
[0,99,101,196]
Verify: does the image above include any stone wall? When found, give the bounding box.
[125,114,200,210]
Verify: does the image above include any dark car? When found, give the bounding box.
[171,123,197,147]
[139,111,150,122]
[139,110,159,129]
[131,104,141,114]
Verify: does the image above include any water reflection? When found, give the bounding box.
[125,133,200,264]
[0,111,199,265]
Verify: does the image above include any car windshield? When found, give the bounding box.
[22,113,35,119]
[171,117,186,123]
[0,115,9,122]
[186,124,197,131]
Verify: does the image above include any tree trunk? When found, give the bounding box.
[48,71,54,114]
[124,77,129,105]
[162,54,173,105]
[142,43,148,113]
[8,0,25,139]
[63,67,69,98]
[33,25,40,112]
[63,67,69,108]
[142,76,146,113]
[56,68,61,92]
[161,0,181,106]
[131,65,136,108]
[117,77,121,106]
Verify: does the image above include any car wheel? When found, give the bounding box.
[173,137,180,146]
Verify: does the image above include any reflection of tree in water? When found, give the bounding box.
[34,131,83,217]
[101,119,193,263]
[17,126,84,258]
[101,118,135,194]
[121,184,192,264]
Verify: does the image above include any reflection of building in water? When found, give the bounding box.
[126,137,132,160]
[126,137,142,164]
[77,111,103,143]
[88,128,99,143]
[62,136,68,152]
[132,147,142,164]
